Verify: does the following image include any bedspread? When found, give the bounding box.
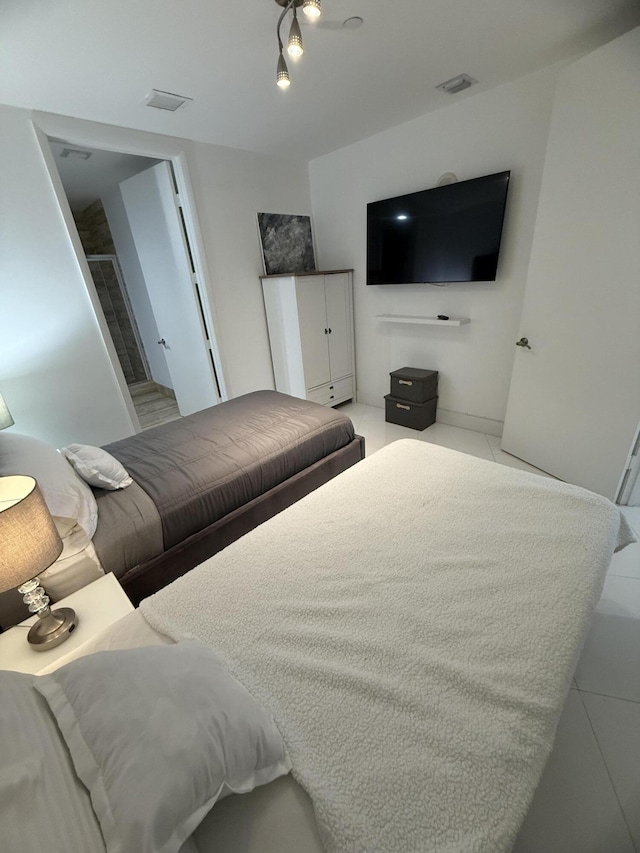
[141,440,634,853]
[102,390,355,550]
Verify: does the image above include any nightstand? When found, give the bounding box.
[0,573,134,675]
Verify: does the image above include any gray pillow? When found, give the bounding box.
[0,671,106,853]
[34,641,291,853]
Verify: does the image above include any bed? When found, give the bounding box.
[0,390,364,618]
[93,390,363,603]
[1,439,633,853]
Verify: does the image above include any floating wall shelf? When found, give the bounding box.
[376,314,470,326]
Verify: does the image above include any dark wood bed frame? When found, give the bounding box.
[120,434,365,605]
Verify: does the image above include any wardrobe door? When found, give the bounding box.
[325,272,353,381]
[295,275,331,390]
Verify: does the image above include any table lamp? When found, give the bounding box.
[0,475,78,650]
[0,391,14,430]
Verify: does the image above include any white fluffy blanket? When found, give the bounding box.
[141,440,633,853]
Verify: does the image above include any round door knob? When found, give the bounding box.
[516,337,531,349]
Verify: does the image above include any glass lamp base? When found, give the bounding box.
[27,607,78,651]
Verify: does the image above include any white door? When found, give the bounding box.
[501,31,640,500]
[325,273,352,381]
[119,162,219,416]
[296,275,330,390]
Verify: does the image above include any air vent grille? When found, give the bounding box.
[436,74,478,95]
[60,147,92,160]
[145,90,193,112]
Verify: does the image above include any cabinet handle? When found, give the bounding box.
[398,379,413,386]
[328,328,332,334]
[324,328,328,335]
[329,385,334,390]
[396,403,411,411]
[330,395,335,399]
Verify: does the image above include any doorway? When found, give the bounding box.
[45,138,224,429]
[84,253,181,429]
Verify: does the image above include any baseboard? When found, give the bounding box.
[356,392,504,437]
[436,408,503,437]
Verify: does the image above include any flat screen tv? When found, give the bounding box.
[366,170,510,285]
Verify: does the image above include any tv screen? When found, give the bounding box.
[366,171,510,285]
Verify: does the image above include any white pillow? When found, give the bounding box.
[0,432,98,539]
[61,444,133,490]
[35,642,291,853]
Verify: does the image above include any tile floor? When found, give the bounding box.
[129,380,181,430]
[339,401,640,853]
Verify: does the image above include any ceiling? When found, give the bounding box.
[1,0,638,161]
[49,141,159,213]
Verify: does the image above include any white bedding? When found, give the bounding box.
[39,536,104,600]
[141,439,633,853]
[63,611,325,853]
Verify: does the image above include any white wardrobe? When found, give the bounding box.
[261,270,355,407]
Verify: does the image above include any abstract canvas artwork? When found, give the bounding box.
[257,213,316,275]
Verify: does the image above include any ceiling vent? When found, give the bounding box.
[145,89,193,112]
[436,74,478,95]
[59,147,92,160]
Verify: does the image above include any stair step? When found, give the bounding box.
[129,381,157,398]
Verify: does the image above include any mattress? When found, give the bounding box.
[94,390,355,576]
[140,439,634,853]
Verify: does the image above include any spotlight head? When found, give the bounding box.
[276,52,291,88]
[302,0,321,19]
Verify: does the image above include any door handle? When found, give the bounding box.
[515,337,531,349]
[158,338,168,348]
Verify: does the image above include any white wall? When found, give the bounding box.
[0,107,312,445]
[101,183,173,389]
[0,106,135,446]
[185,142,313,397]
[309,66,560,431]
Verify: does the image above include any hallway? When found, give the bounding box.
[130,381,180,430]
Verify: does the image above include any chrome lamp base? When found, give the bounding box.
[18,576,78,651]
[27,606,78,651]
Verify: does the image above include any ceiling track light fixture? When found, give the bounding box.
[274,0,321,90]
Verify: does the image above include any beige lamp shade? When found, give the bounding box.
[0,475,63,592]
[0,392,14,430]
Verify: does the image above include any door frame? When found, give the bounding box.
[616,421,640,505]
[31,116,228,433]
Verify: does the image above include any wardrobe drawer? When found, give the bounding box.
[307,375,354,406]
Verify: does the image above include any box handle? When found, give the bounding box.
[398,379,413,386]
[396,403,411,411]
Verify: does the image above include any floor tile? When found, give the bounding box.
[581,692,640,849]
[607,539,640,580]
[358,404,386,425]
[485,433,555,478]
[355,420,418,457]
[512,691,635,853]
[336,401,366,431]
[621,507,640,537]
[486,434,502,452]
[575,575,640,702]
[419,422,494,461]
[489,447,555,478]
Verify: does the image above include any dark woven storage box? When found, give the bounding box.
[384,394,437,431]
[390,367,438,403]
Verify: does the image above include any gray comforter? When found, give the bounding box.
[93,391,354,575]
